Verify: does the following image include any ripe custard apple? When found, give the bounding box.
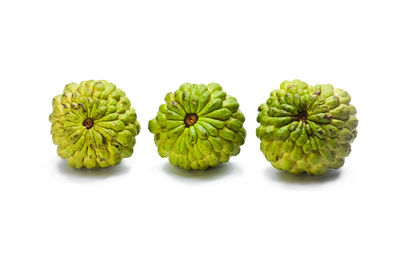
[49,80,140,168]
[256,80,358,175]
[148,83,246,170]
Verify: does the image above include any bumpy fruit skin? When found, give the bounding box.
[256,80,358,175]
[49,80,140,168]
[148,83,246,170]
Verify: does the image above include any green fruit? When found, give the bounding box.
[49,80,140,168]
[256,80,358,175]
[149,83,246,170]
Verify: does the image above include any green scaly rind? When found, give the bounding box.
[148,83,246,170]
[256,79,358,175]
[49,80,141,168]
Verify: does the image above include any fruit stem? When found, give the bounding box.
[83,118,94,129]
[184,114,198,127]
[294,111,308,123]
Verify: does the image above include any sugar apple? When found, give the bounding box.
[256,80,358,175]
[148,83,246,170]
[50,80,140,168]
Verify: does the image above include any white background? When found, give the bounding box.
[0,0,399,266]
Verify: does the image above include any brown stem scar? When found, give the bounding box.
[83,118,94,129]
[293,111,308,123]
[184,114,198,127]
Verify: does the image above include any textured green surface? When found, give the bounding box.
[149,83,246,170]
[50,80,140,168]
[256,80,358,175]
